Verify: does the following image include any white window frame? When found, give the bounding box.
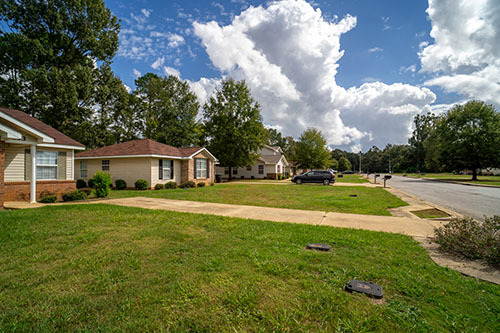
[163,159,172,179]
[80,160,88,178]
[195,158,208,178]
[36,151,58,180]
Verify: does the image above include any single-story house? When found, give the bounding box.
[0,107,85,207]
[74,139,218,188]
[216,145,291,179]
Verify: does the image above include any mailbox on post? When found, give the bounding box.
[383,175,392,188]
[374,174,380,184]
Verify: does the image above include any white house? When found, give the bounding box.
[216,145,290,179]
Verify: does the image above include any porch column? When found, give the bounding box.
[30,144,36,203]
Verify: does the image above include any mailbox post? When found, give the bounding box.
[374,174,380,184]
[383,175,392,188]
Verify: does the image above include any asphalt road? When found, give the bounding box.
[376,175,500,220]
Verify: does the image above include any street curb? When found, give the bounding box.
[401,175,500,188]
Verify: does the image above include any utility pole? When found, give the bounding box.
[389,159,392,174]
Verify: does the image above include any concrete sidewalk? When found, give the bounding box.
[104,197,443,237]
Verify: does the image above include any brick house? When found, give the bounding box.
[0,108,85,207]
[74,139,218,188]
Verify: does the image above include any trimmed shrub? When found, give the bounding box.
[434,216,500,265]
[155,183,165,190]
[79,188,92,196]
[197,182,206,188]
[39,195,57,203]
[135,179,149,190]
[277,173,282,180]
[76,179,87,189]
[62,190,87,202]
[210,182,215,186]
[180,181,195,188]
[115,179,127,190]
[92,171,112,198]
[87,178,95,188]
[165,181,177,189]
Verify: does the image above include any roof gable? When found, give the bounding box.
[0,107,84,148]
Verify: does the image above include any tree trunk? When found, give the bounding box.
[228,166,232,181]
[472,167,478,181]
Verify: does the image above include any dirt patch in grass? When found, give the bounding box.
[411,208,450,219]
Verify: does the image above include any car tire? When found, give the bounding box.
[296,179,303,185]
[323,179,330,185]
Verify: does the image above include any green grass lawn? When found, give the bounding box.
[335,174,369,183]
[109,183,407,216]
[398,173,500,186]
[0,205,498,332]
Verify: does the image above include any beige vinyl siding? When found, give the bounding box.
[78,157,153,188]
[3,144,73,181]
[4,144,25,181]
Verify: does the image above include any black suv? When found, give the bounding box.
[291,170,335,185]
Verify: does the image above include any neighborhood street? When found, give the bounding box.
[382,175,500,220]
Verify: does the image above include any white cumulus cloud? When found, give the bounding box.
[420,0,500,106]
[192,0,436,150]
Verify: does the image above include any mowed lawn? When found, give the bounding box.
[109,183,406,216]
[399,173,500,186]
[335,174,369,183]
[0,205,499,332]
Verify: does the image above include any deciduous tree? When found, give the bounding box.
[202,79,267,179]
[294,128,332,170]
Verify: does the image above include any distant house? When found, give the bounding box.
[75,139,218,188]
[216,145,290,179]
[0,108,85,206]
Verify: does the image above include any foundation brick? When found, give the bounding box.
[4,180,76,202]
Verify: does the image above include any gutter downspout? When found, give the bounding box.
[30,144,36,203]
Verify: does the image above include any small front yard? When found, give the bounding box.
[0,205,498,331]
[108,183,407,216]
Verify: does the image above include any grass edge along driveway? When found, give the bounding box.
[0,204,499,332]
[108,183,407,216]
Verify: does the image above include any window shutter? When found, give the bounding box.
[194,159,197,179]
[58,152,66,180]
[159,159,163,180]
[25,149,31,181]
[170,160,174,179]
[207,159,210,179]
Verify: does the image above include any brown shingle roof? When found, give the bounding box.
[75,139,205,158]
[0,107,84,147]
[258,154,284,164]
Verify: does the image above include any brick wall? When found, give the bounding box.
[0,141,5,207]
[4,180,76,202]
[180,151,215,186]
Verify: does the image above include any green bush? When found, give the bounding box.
[76,179,87,189]
[165,181,177,189]
[92,171,112,198]
[87,178,95,188]
[180,181,196,188]
[79,188,92,196]
[135,179,149,190]
[115,179,127,190]
[62,190,87,202]
[277,173,282,180]
[154,183,165,190]
[434,216,500,265]
[39,195,57,203]
[197,182,206,188]
[210,182,215,186]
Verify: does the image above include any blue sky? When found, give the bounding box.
[105,0,500,151]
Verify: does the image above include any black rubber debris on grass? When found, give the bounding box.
[345,279,383,299]
[306,243,331,252]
